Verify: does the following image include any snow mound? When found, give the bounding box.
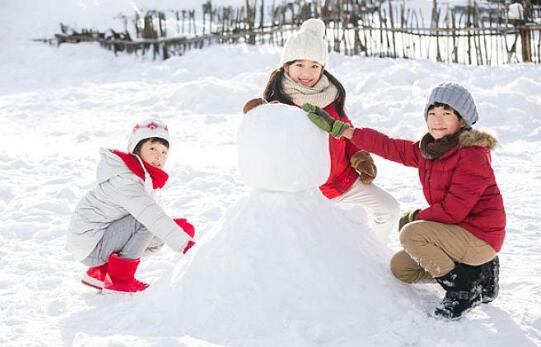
[134,103,425,346]
[143,191,425,346]
[238,103,330,192]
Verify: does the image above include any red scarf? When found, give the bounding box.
[112,150,169,189]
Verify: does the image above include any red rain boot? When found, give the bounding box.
[102,253,149,294]
[81,263,108,290]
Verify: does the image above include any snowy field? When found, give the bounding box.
[1,1,541,346]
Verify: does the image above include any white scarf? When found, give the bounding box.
[281,73,339,108]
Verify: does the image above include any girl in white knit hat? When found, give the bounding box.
[258,18,400,241]
[67,118,196,294]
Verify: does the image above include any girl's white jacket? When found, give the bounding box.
[66,148,190,261]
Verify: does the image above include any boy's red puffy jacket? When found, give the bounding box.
[318,102,361,198]
[351,127,506,252]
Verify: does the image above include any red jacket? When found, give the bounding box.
[351,127,506,252]
[318,102,360,199]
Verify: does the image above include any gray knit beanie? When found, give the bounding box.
[424,82,479,127]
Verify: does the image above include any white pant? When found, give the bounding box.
[333,179,400,242]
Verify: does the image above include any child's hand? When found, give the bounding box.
[174,218,195,237]
[398,210,420,232]
[174,218,196,253]
[302,103,349,137]
[182,240,195,254]
[350,151,377,184]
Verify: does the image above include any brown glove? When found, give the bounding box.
[350,150,377,185]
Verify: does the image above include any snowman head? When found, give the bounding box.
[238,103,330,192]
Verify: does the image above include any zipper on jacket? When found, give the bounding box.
[426,161,433,203]
[330,138,347,194]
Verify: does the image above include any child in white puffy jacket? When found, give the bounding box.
[67,118,195,294]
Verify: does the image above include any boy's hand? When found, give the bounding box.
[174,218,195,237]
[350,151,377,184]
[182,240,195,254]
[302,103,349,137]
[398,210,420,232]
[174,218,196,253]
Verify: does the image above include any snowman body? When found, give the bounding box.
[149,104,422,346]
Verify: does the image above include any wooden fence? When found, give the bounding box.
[47,0,541,65]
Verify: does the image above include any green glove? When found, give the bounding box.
[302,103,349,137]
[398,209,420,232]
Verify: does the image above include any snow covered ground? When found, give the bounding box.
[1,2,541,346]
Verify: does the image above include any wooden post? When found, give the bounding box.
[377,0,384,57]
[467,1,472,65]
[245,0,256,45]
[451,8,458,63]
[182,10,186,35]
[202,2,207,36]
[352,2,362,55]
[520,26,532,62]
[142,13,157,39]
[175,11,181,35]
[190,10,196,36]
[537,28,541,63]
[159,12,166,38]
[388,0,397,58]
[134,12,141,39]
[435,7,442,62]
[259,0,264,44]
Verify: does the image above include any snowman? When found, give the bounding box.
[142,102,424,346]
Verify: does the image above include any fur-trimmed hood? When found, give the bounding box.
[459,129,498,149]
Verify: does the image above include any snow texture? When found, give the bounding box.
[121,100,421,346]
[238,103,330,192]
[1,1,541,346]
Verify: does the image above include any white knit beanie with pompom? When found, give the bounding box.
[127,118,170,154]
[280,18,328,66]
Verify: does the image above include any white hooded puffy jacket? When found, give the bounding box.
[66,148,189,261]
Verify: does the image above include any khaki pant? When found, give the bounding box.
[391,221,496,283]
